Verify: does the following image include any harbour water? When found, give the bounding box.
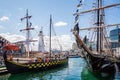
[0,58,119,80]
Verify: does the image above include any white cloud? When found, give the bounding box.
[0,33,74,51]
[54,21,67,27]
[0,33,25,43]
[33,25,39,29]
[0,25,4,29]
[44,35,74,51]
[0,16,9,22]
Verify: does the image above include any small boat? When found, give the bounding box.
[69,54,80,58]
[72,0,120,73]
[2,10,68,74]
[69,55,80,58]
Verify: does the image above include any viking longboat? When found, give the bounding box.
[2,10,68,74]
[72,0,120,73]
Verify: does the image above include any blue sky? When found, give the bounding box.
[0,0,120,36]
[0,0,78,36]
[0,0,120,50]
[0,0,79,50]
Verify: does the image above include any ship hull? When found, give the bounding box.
[73,32,118,73]
[85,53,115,73]
[4,59,68,74]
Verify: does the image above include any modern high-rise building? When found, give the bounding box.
[110,27,120,48]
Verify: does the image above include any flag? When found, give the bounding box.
[74,23,79,34]
[77,0,84,9]
[74,8,79,34]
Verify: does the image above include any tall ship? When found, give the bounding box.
[72,0,120,73]
[2,10,68,74]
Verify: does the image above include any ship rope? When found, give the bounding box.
[103,31,112,55]
[93,31,96,43]
[51,20,62,51]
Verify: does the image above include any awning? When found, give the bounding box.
[3,43,19,51]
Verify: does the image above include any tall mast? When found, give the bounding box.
[96,0,104,52]
[96,0,100,52]
[73,0,120,52]
[99,0,104,52]
[49,15,52,59]
[20,9,34,57]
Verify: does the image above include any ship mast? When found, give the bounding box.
[77,24,120,30]
[96,0,104,52]
[49,15,52,59]
[20,9,34,58]
[73,1,120,53]
[73,3,120,15]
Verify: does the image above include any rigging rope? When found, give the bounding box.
[51,21,62,51]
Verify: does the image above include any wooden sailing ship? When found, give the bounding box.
[2,10,68,74]
[72,0,120,73]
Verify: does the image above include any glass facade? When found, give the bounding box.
[110,28,120,48]
[110,28,120,41]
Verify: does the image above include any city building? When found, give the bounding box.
[110,27,120,48]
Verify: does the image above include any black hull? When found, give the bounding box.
[73,33,120,73]
[85,53,115,73]
[4,59,68,74]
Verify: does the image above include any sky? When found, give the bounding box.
[0,0,120,51]
[0,0,78,35]
[0,0,79,51]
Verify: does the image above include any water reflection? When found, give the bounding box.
[114,72,120,80]
[7,58,84,80]
[0,58,120,80]
[0,74,10,80]
[8,71,49,80]
[8,65,68,80]
[81,67,114,80]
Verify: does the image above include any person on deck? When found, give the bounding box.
[8,54,13,61]
[45,57,49,62]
